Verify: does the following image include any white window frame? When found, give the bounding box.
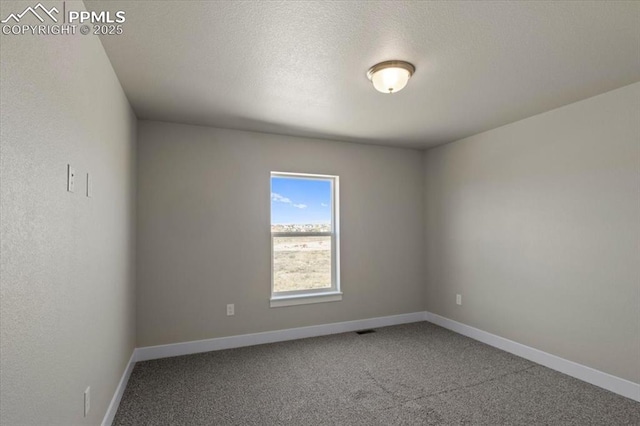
[270,172,341,308]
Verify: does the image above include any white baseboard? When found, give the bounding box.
[102,351,136,426]
[424,311,640,402]
[104,310,638,424]
[134,311,425,362]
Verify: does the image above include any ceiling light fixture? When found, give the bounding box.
[367,60,415,94]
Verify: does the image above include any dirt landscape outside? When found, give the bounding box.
[273,235,332,292]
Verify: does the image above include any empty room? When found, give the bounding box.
[1,1,639,425]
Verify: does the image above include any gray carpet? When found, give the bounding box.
[114,322,640,425]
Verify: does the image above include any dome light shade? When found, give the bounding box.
[367,60,415,94]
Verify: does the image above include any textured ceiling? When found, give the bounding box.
[87,1,640,148]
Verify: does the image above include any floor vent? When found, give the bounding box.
[356,329,376,335]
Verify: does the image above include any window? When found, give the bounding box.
[270,172,340,307]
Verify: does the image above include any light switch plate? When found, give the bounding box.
[86,173,92,198]
[84,386,90,417]
[67,165,76,192]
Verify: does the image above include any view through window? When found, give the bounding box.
[271,172,339,299]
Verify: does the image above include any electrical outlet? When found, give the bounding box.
[84,386,90,417]
[456,294,462,306]
[226,304,235,316]
[67,165,76,192]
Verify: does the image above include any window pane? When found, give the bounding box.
[273,236,332,292]
[271,177,331,232]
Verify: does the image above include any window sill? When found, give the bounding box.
[270,292,343,308]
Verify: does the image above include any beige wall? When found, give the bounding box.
[424,82,640,383]
[136,121,425,347]
[0,2,137,424]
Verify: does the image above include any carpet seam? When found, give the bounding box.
[380,365,540,411]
